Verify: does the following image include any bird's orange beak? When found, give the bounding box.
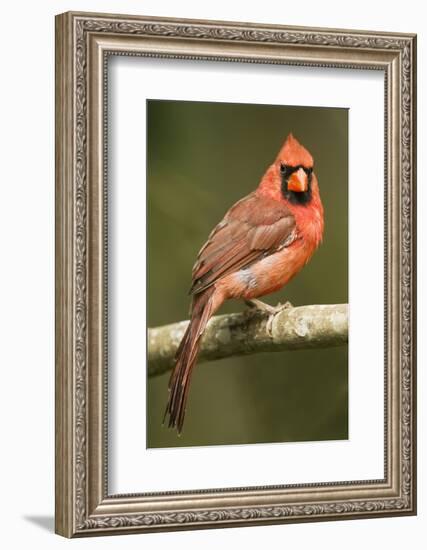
[287,167,308,193]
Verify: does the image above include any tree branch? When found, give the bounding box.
[148,303,348,378]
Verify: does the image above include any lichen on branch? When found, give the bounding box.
[147,303,348,378]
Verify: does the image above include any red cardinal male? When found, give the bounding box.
[164,134,324,433]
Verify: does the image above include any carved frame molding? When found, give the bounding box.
[55,11,416,537]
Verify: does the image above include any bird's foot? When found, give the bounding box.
[244,299,293,336]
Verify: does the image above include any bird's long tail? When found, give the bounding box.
[164,287,217,434]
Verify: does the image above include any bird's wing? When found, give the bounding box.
[190,192,298,295]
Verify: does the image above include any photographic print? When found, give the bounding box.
[147,99,348,448]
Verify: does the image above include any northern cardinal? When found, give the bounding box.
[164,134,324,433]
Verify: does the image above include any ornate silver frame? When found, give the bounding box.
[55,11,417,537]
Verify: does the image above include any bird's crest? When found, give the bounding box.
[276,133,313,168]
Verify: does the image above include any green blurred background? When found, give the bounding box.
[147,99,348,448]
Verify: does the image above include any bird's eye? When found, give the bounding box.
[280,163,286,173]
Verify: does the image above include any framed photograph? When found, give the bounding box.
[55,11,417,537]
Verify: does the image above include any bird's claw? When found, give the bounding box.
[275,301,293,310]
[244,299,293,336]
[265,302,293,336]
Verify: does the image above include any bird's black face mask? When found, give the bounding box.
[280,164,313,205]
